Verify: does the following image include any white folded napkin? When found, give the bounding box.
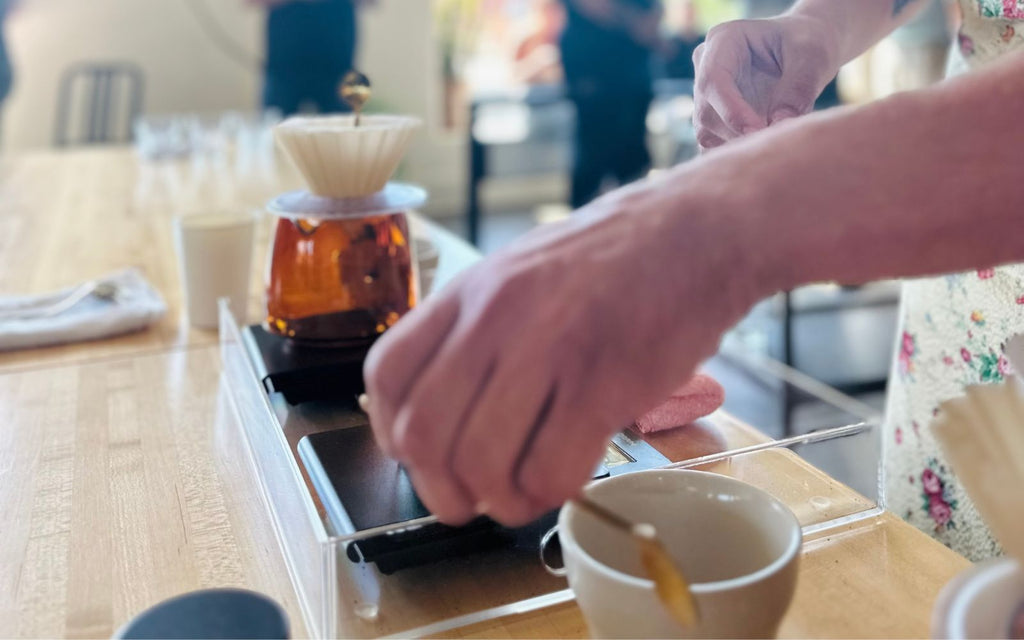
[0,268,167,352]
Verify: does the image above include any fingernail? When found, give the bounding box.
[357,393,371,413]
[740,125,759,136]
[475,501,490,515]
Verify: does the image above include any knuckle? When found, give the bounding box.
[362,344,389,393]
[452,448,491,491]
[721,110,749,133]
[693,71,711,95]
[363,346,405,410]
[705,23,726,40]
[691,43,705,65]
[392,416,437,465]
[452,452,539,526]
[705,20,748,43]
[474,268,537,327]
[692,102,715,126]
[518,465,555,505]
[389,433,417,463]
[695,128,722,149]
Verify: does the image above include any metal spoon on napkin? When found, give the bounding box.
[0,280,118,322]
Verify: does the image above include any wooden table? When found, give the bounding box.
[0,148,970,638]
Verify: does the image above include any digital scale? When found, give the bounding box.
[296,421,670,574]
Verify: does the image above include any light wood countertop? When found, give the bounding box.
[0,148,971,638]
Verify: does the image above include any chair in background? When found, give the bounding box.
[54,62,144,146]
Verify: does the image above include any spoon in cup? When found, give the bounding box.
[357,393,699,628]
[572,495,700,629]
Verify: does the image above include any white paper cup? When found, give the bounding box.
[553,469,801,639]
[172,210,256,329]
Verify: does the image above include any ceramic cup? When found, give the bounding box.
[548,469,801,639]
[173,210,257,329]
[932,557,1024,639]
[112,588,289,639]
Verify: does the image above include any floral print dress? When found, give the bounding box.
[883,0,1024,561]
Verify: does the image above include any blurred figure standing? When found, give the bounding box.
[514,0,565,85]
[251,0,374,115]
[560,0,664,208]
[662,0,703,80]
[0,0,17,107]
[0,0,19,146]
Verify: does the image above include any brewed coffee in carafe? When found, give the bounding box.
[266,212,415,343]
[265,112,423,345]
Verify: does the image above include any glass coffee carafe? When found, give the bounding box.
[264,183,424,346]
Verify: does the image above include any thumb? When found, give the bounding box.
[769,58,832,124]
[694,38,767,135]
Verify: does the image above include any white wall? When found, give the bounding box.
[3,0,466,214]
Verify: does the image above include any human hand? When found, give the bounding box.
[692,15,841,151]
[364,173,763,527]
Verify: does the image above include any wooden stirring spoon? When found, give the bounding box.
[573,496,700,628]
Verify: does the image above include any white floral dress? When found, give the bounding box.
[883,0,1024,561]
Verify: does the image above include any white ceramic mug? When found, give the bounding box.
[547,469,801,639]
[932,557,1024,639]
[172,210,256,329]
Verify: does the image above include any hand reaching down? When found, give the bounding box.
[364,174,763,527]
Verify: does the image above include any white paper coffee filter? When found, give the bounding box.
[274,115,421,198]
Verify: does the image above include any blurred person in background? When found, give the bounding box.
[250,0,375,115]
[0,0,17,108]
[514,0,566,85]
[0,0,19,145]
[560,0,666,207]
[662,0,703,79]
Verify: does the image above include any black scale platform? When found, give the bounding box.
[243,324,372,404]
[244,323,671,573]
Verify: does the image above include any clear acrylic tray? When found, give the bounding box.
[218,301,885,639]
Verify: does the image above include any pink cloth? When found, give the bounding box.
[634,374,725,434]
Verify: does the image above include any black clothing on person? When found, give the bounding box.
[263,0,356,115]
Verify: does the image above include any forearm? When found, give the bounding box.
[669,50,1024,297]
[791,0,931,63]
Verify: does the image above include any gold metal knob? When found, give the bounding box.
[340,70,372,126]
